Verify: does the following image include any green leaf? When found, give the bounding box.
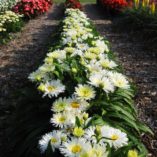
[138,123,154,135]
[106,112,140,133]
[75,116,81,127]
[91,116,107,126]
[109,104,136,121]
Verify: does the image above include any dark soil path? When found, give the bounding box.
[0,4,63,156]
[84,4,157,157]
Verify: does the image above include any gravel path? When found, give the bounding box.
[84,4,157,157]
[0,5,63,156]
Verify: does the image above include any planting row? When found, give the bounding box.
[29,8,152,157]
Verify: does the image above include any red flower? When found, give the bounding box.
[12,0,53,18]
[98,0,129,12]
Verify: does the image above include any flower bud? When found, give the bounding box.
[128,150,138,157]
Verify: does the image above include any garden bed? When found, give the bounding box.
[0,2,156,157]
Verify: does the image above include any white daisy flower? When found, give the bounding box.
[38,63,55,73]
[88,144,108,157]
[70,49,83,57]
[85,60,102,73]
[50,112,69,128]
[99,58,117,69]
[42,80,65,98]
[62,37,72,45]
[81,34,89,40]
[76,43,89,51]
[79,12,87,19]
[101,77,115,93]
[84,51,97,60]
[87,33,93,38]
[108,72,130,89]
[39,131,61,153]
[47,50,66,61]
[100,126,128,149]
[60,138,91,157]
[88,47,101,55]
[89,73,104,87]
[28,70,43,82]
[66,97,90,113]
[57,130,68,142]
[75,84,96,101]
[64,47,75,54]
[51,97,69,113]
[89,73,114,93]
[77,37,84,42]
[66,29,77,37]
[94,40,109,53]
[84,127,97,144]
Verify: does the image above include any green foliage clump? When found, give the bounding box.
[0,10,23,44]
[114,0,157,47]
[0,0,19,12]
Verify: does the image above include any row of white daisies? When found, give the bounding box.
[29,8,138,157]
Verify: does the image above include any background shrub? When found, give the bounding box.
[0,11,23,43]
[65,0,82,10]
[97,0,130,13]
[0,0,20,12]
[113,0,157,47]
[12,0,53,18]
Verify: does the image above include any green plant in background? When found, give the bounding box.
[123,0,157,28]
[133,0,156,15]
[0,10,23,44]
[114,0,157,47]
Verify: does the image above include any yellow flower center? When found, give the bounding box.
[47,85,56,92]
[59,102,66,107]
[73,127,84,137]
[85,52,97,59]
[82,89,90,97]
[71,101,80,108]
[116,80,125,87]
[51,137,57,143]
[58,116,66,123]
[71,145,82,153]
[101,61,110,68]
[80,45,85,48]
[111,134,119,140]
